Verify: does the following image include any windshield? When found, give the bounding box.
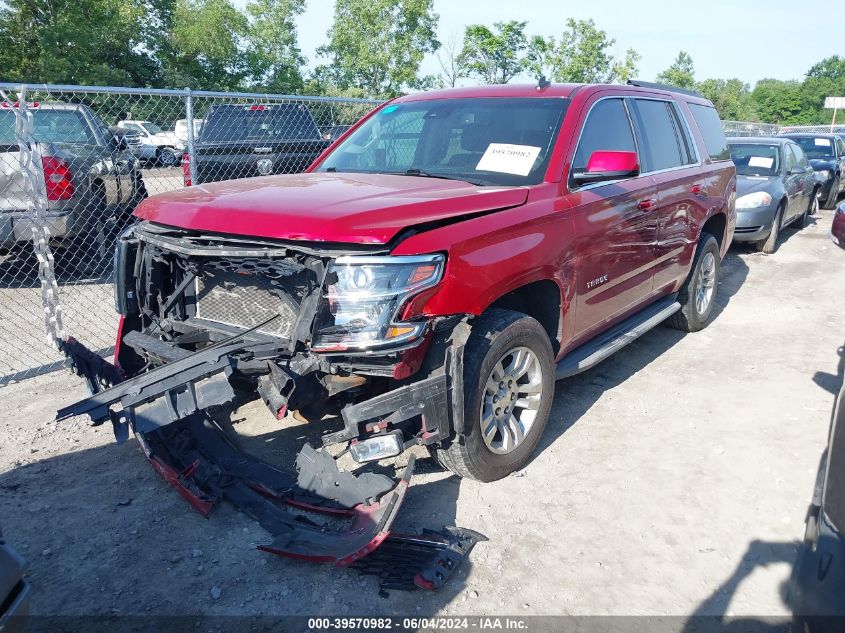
[729,143,781,177]
[316,97,569,186]
[790,136,835,160]
[143,121,165,135]
[0,109,95,144]
[200,104,321,142]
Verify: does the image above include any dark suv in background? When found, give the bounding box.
[183,103,330,186]
[781,133,845,209]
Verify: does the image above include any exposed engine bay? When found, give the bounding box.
[56,221,482,590]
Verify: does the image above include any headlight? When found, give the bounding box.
[311,254,445,352]
[818,169,832,180]
[735,191,773,209]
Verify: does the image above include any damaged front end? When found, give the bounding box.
[57,221,480,590]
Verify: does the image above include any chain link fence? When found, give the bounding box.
[0,83,380,385]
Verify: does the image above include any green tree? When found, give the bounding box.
[0,0,159,86]
[459,21,528,84]
[802,56,845,123]
[527,19,640,84]
[244,0,306,93]
[697,78,757,121]
[317,0,439,98]
[612,48,641,84]
[751,79,807,125]
[163,0,249,90]
[656,50,696,89]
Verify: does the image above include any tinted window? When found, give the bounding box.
[319,98,569,187]
[688,104,730,161]
[729,143,780,177]
[201,104,321,142]
[670,102,698,164]
[572,98,636,173]
[632,99,685,172]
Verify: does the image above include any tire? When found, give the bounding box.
[429,309,555,482]
[157,147,177,168]
[668,232,721,333]
[756,202,784,255]
[822,175,840,210]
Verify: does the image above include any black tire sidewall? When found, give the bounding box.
[687,235,720,329]
[459,312,555,481]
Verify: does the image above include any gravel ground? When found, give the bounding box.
[1,209,843,619]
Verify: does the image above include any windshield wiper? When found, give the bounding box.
[391,168,483,186]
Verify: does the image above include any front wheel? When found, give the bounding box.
[668,232,721,333]
[756,202,784,255]
[429,309,555,482]
[157,147,177,168]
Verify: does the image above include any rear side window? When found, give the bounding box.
[572,98,636,172]
[631,99,685,172]
[688,104,730,161]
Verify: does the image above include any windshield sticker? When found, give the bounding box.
[476,143,542,176]
[748,156,774,169]
[815,138,832,147]
[382,105,399,114]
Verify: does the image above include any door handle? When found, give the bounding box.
[690,184,703,195]
[637,198,656,210]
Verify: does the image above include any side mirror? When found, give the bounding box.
[572,150,640,186]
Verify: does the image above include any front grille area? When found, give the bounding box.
[735,226,763,234]
[193,258,310,338]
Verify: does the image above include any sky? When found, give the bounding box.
[236,0,842,86]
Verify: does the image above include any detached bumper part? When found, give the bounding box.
[57,337,482,590]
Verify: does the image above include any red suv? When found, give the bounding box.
[81,82,736,484]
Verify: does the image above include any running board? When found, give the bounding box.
[555,296,681,380]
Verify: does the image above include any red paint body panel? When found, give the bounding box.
[134,172,528,245]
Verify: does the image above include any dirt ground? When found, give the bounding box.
[1,209,843,619]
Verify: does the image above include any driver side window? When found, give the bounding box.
[572,98,637,174]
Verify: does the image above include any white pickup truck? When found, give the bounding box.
[117,120,184,167]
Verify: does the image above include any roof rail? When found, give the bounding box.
[626,79,703,98]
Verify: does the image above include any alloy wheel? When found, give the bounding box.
[695,251,717,316]
[480,346,544,455]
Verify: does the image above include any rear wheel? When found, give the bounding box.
[756,202,784,255]
[668,232,720,333]
[429,309,554,482]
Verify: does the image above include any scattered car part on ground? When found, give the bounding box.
[728,137,817,253]
[780,133,845,210]
[0,526,30,633]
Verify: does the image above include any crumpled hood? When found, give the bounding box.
[736,175,779,198]
[134,172,529,245]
